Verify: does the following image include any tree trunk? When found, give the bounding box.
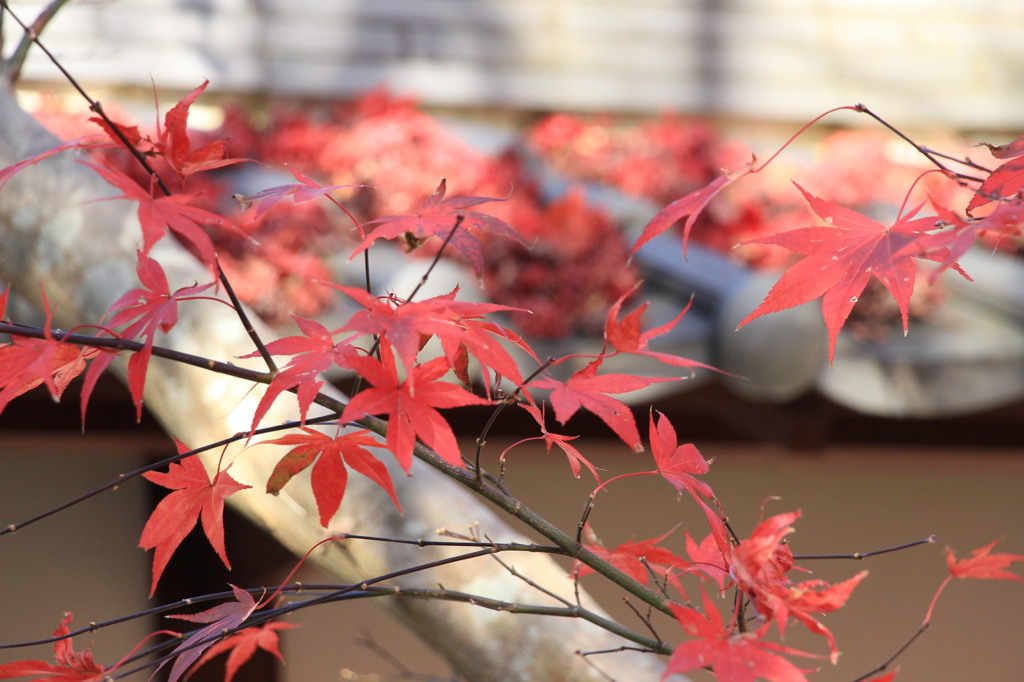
[0,84,675,681]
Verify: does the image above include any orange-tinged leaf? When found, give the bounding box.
[88,115,143,150]
[731,510,865,663]
[158,80,247,178]
[258,427,399,526]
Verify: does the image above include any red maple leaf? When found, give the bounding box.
[157,80,247,179]
[334,284,528,389]
[258,426,399,526]
[531,357,674,452]
[0,136,99,193]
[350,178,527,275]
[139,441,251,595]
[240,315,357,433]
[190,621,297,682]
[947,539,1024,582]
[925,539,1024,624]
[604,283,721,374]
[444,312,535,392]
[589,411,728,553]
[730,510,865,663]
[632,163,753,257]
[967,136,1024,213]
[500,402,599,481]
[730,511,801,595]
[663,588,818,682]
[236,164,363,223]
[0,613,107,681]
[163,584,260,682]
[577,526,687,587]
[0,289,92,416]
[681,530,729,590]
[0,333,98,416]
[912,199,1023,279]
[340,340,490,469]
[81,160,236,274]
[778,572,867,663]
[104,253,215,420]
[88,114,144,151]
[648,411,729,554]
[737,183,952,362]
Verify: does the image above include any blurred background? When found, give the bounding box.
[2,1,1023,680]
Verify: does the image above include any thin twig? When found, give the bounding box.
[795,535,936,560]
[1,0,74,83]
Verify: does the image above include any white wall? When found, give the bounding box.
[5,0,1024,129]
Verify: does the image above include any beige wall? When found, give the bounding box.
[7,0,1024,130]
[0,433,155,670]
[1,433,1021,679]
[282,439,1024,681]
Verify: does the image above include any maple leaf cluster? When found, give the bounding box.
[205,90,645,334]
[4,75,1024,682]
[571,414,863,677]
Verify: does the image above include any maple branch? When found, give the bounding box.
[109,542,673,680]
[403,214,464,304]
[0,0,72,84]
[577,493,597,544]
[0,1,172,194]
[919,146,993,174]
[0,411,340,536]
[3,17,279,377]
[749,105,860,174]
[0,322,272,384]
[851,622,930,682]
[348,214,464,399]
[352,414,676,618]
[473,357,554,482]
[794,534,936,560]
[0,322,362,423]
[853,104,986,184]
[216,256,278,373]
